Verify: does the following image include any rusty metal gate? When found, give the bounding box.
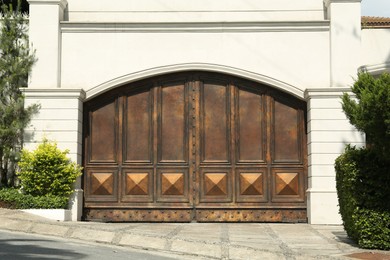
[83,72,307,222]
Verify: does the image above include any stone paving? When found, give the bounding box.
[0,209,389,259]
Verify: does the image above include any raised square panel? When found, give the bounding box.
[236,169,268,203]
[121,170,153,202]
[127,173,148,195]
[162,173,184,195]
[200,169,232,203]
[91,173,113,195]
[85,169,117,202]
[272,169,305,203]
[205,173,227,196]
[240,173,263,195]
[157,169,189,202]
[276,173,298,195]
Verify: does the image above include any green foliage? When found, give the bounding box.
[354,208,390,250]
[335,145,390,250]
[0,0,38,187]
[0,1,29,14]
[0,188,68,209]
[17,139,82,197]
[342,72,390,158]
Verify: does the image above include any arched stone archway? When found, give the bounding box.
[85,63,305,101]
[83,71,307,222]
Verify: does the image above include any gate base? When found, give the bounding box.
[196,209,307,223]
[84,209,307,223]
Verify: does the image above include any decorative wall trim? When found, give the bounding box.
[22,88,86,100]
[324,0,362,8]
[61,21,330,33]
[28,0,68,10]
[304,88,352,99]
[359,62,390,75]
[85,63,305,100]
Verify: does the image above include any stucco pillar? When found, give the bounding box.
[325,0,361,87]
[23,89,85,220]
[28,0,67,88]
[305,89,364,224]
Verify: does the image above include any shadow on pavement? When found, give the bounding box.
[0,238,86,260]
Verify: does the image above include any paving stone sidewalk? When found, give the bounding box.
[0,209,389,260]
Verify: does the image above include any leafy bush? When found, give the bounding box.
[0,188,68,209]
[335,145,390,250]
[17,139,82,197]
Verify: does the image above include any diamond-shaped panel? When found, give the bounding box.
[162,173,184,195]
[275,173,299,196]
[240,173,263,195]
[126,173,148,195]
[205,173,227,196]
[91,173,113,195]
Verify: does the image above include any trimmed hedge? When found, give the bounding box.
[0,188,68,209]
[335,145,390,250]
[17,139,82,197]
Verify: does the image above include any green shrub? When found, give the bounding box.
[17,139,82,197]
[335,145,390,250]
[0,188,68,209]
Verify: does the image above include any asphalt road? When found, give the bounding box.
[0,230,177,260]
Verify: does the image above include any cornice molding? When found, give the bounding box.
[61,21,330,33]
[324,0,361,8]
[359,62,390,75]
[28,0,68,10]
[304,88,352,99]
[22,88,86,100]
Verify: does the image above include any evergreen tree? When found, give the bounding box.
[342,72,390,159]
[0,1,28,14]
[0,1,38,187]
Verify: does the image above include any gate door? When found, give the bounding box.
[83,72,307,222]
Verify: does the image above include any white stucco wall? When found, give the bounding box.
[361,28,390,74]
[66,0,325,22]
[60,27,330,94]
[25,0,374,223]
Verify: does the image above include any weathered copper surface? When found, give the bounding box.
[83,72,307,222]
[196,209,307,222]
[84,209,192,222]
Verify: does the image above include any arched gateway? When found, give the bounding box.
[83,72,307,222]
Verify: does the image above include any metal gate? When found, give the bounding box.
[83,72,307,222]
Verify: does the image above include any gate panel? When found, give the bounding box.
[237,89,264,163]
[159,84,188,163]
[83,72,307,222]
[201,83,229,163]
[273,100,301,163]
[124,91,152,163]
[89,101,118,163]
